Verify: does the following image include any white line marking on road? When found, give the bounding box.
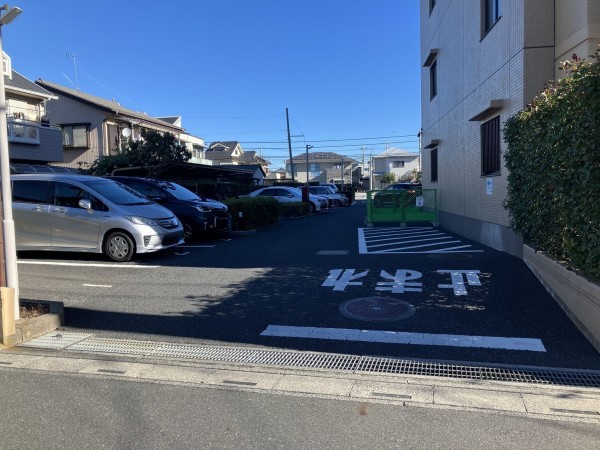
[374,240,462,252]
[177,245,217,248]
[261,325,546,351]
[18,261,159,268]
[174,252,190,256]
[368,236,450,248]
[366,232,444,244]
[83,284,112,288]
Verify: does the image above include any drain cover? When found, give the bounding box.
[339,297,415,322]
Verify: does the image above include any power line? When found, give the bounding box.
[236,134,418,145]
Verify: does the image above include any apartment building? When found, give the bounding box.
[3,52,62,164]
[420,0,600,257]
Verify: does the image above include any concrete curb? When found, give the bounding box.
[15,301,64,345]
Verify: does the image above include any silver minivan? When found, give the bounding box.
[11,174,184,262]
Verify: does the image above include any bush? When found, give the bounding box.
[278,202,309,217]
[224,197,279,230]
[503,49,600,280]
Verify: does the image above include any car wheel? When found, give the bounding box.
[308,202,316,214]
[104,231,134,262]
[333,199,341,207]
[183,222,194,243]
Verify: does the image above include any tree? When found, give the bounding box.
[84,129,191,177]
[380,172,396,187]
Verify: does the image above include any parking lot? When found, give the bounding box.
[16,201,600,370]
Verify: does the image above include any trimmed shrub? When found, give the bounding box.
[503,49,600,280]
[224,197,279,230]
[278,202,309,217]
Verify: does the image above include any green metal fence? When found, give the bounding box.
[366,189,437,224]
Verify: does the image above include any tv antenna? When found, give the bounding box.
[65,51,79,90]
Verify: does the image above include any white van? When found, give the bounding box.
[11,174,184,262]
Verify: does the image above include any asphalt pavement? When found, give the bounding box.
[16,200,600,370]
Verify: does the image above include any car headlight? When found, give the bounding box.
[124,216,158,226]
[196,205,213,212]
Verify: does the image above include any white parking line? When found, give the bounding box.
[358,228,484,254]
[83,284,112,288]
[261,325,546,351]
[18,261,160,268]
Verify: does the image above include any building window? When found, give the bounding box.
[430,60,438,100]
[483,0,501,34]
[309,163,321,176]
[62,124,90,148]
[481,116,501,175]
[430,148,438,182]
[392,161,405,168]
[429,0,436,15]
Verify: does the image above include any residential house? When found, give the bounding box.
[285,151,359,185]
[420,0,599,258]
[205,141,270,174]
[3,52,62,164]
[371,148,420,189]
[156,116,208,165]
[35,79,188,169]
[265,167,287,181]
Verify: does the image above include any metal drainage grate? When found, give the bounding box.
[19,332,92,349]
[17,332,600,388]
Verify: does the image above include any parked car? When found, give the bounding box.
[374,183,423,208]
[106,177,231,243]
[11,174,184,262]
[308,185,348,207]
[384,183,422,191]
[247,186,322,213]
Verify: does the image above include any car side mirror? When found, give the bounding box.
[78,199,92,212]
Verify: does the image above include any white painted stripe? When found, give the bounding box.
[427,245,480,252]
[358,229,368,254]
[83,284,112,288]
[176,246,214,249]
[261,325,546,351]
[366,232,444,244]
[368,236,451,248]
[18,261,159,269]
[364,229,435,238]
[375,240,462,252]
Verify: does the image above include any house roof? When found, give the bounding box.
[288,152,357,163]
[207,141,240,152]
[6,70,56,99]
[373,148,418,158]
[220,163,266,177]
[35,79,184,132]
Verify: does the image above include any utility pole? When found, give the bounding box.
[361,145,365,182]
[286,108,294,181]
[305,145,313,185]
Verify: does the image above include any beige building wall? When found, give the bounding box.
[555,0,600,76]
[420,0,556,257]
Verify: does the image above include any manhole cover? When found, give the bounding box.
[427,253,473,260]
[339,297,415,322]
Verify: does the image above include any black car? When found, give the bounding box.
[106,177,231,242]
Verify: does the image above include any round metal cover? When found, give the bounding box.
[339,297,415,322]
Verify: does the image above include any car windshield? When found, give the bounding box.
[82,179,153,206]
[158,181,201,201]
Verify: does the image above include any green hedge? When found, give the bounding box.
[224,197,279,230]
[503,50,600,280]
[224,197,311,230]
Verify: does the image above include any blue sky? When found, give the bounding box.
[5,0,421,169]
